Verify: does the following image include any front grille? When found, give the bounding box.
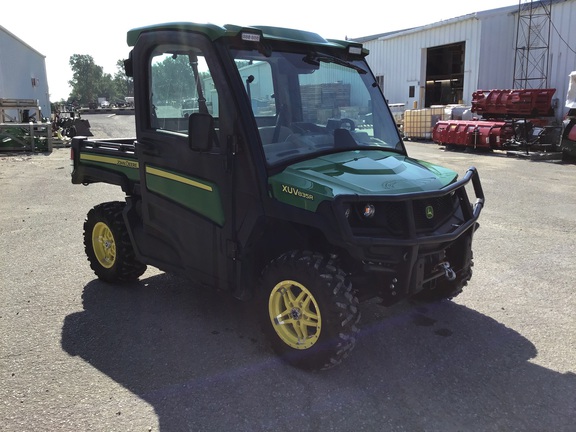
[348,201,407,237]
[336,166,483,248]
[412,193,459,232]
[347,192,463,238]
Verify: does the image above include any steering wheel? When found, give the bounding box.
[339,118,356,131]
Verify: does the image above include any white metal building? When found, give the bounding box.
[0,25,50,118]
[356,0,576,122]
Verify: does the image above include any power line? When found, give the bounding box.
[549,15,576,55]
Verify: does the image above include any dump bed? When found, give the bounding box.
[71,137,140,194]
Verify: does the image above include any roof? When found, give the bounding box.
[0,24,46,58]
[126,22,367,54]
[350,3,520,43]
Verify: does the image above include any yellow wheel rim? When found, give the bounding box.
[92,222,116,269]
[268,280,321,350]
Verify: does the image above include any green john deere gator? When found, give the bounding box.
[71,22,485,370]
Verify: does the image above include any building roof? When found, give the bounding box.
[0,24,46,58]
[350,3,519,43]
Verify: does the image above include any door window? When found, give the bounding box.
[149,46,219,134]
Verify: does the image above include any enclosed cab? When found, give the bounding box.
[72,23,484,370]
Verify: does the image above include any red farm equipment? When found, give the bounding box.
[432,119,514,151]
[432,88,562,152]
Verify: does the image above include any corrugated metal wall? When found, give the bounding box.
[0,26,50,117]
[363,16,484,108]
[548,0,576,116]
[361,0,576,121]
[477,10,516,91]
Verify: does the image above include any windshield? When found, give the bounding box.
[231,49,404,166]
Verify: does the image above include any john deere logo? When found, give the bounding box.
[425,205,434,219]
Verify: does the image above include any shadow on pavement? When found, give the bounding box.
[61,273,576,431]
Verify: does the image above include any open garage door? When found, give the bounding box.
[425,42,465,107]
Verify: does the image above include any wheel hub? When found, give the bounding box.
[290,307,302,320]
[92,222,116,269]
[268,280,321,350]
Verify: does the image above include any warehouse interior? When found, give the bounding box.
[425,42,466,107]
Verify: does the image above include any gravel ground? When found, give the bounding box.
[1,113,575,431]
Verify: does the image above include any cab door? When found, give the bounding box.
[131,31,237,289]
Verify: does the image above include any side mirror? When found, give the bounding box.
[123,51,133,77]
[188,112,214,151]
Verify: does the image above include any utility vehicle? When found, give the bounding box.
[71,22,484,370]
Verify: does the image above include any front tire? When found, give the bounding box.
[260,250,360,370]
[83,201,146,282]
[413,263,473,302]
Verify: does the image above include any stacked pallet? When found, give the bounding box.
[300,83,350,123]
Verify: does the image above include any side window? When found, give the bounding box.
[149,46,219,134]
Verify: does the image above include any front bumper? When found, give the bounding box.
[332,167,484,299]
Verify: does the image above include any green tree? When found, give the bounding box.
[98,73,116,101]
[113,59,133,98]
[151,54,196,103]
[68,55,133,105]
[68,53,206,106]
[68,54,103,105]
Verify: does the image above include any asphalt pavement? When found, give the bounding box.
[1,113,575,431]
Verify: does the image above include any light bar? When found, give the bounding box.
[348,46,362,55]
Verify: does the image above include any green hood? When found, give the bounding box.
[268,150,458,211]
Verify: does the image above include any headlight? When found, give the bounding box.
[362,203,376,218]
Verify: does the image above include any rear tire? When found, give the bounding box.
[83,201,146,282]
[259,250,360,370]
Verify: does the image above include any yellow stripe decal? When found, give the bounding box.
[80,153,139,169]
[146,166,213,192]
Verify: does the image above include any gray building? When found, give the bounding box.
[0,25,50,118]
[355,0,576,122]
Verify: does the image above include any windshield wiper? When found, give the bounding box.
[304,53,367,74]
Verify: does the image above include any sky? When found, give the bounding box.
[2,0,516,101]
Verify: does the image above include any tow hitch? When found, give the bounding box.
[437,261,456,281]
